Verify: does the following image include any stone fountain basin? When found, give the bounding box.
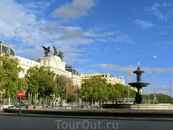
[129,82,150,87]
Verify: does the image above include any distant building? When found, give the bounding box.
[125,85,138,93]
[79,73,125,85]
[65,65,80,87]
[65,65,79,75]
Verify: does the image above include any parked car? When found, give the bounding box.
[8,105,26,108]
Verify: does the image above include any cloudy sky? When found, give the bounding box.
[1,0,173,96]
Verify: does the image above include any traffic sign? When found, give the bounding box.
[17,91,24,97]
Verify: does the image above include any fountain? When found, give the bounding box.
[103,65,173,109]
[128,66,150,104]
[102,65,151,108]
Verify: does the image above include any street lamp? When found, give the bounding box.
[126,71,132,103]
[169,79,172,103]
[148,79,152,104]
[151,56,156,104]
[66,72,69,106]
[76,84,78,106]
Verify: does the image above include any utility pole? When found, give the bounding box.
[169,79,172,103]
[151,56,156,104]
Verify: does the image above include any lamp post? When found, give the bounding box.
[151,56,156,104]
[169,79,172,103]
[66,74,68,107]
[127,71,132,103]
[76,84,78,106]
[148,78,152,104]
[65,71,70,106]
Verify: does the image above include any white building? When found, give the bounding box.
[80,73,125,85]
[0,41,81,88]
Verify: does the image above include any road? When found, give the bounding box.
[0,115,172,130]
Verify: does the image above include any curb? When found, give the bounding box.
[2,108,173,121]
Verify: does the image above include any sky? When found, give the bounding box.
[1,0,173,97]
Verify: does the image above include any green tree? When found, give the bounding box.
[25,66,56,103]
[143,93,173,104]
[68,94,78,103]
[80,76,109,104]
[55,75,75,105]
[108,83,121,102]
[80,77,136,105]
[0,52,22,102]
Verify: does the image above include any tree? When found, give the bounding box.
[25,66,56,103]
[143,93,173,104]
[80,76,136,105]
[80,76,109,105]
[0,52,22,103]
[68,94,78,103]
[55,75,75,105]
[107,83,121,102]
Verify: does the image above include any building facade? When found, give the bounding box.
[79,73,125,85]
[0,41,81,88]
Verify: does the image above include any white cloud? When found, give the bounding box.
[25,1,51,9]
[156,86,170,95]
[146,2,173,21]
[0,0,133,65]
[84,30,133,44]
[0,0,98,61]
[87,47,100,55]
[90,64,173,74]
[83,32,100,37]
[16,47,43,58]
[158,32,167,35]
[53,38,94,47]
[0,0,47,41]
[116,48,122,50]
[58,32,83,40]
[133,20,154,29]
[64,52,82,64]
[90,64,136,73]
[51,0,95,19]
[78,59,90,63]
[103,32,119,35]
[96,38,107,42]
[164,41,173,44]
[78,68,98,74]
[60,26,82,32]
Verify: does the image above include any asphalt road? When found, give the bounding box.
[0,115,172,130]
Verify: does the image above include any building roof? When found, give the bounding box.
[65,65,79,75]
[0,41,15,56]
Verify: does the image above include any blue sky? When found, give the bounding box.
[1,0,173,96]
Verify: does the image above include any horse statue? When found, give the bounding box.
[58,51,64,61]
[53,46,58,56]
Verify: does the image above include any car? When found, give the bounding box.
[51,106,64,109]
[8,105,26,108]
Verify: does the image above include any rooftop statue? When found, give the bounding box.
[58,51,64,61]
[53,46,64,61]
[53,46,58,56]
[42,46,51,56]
